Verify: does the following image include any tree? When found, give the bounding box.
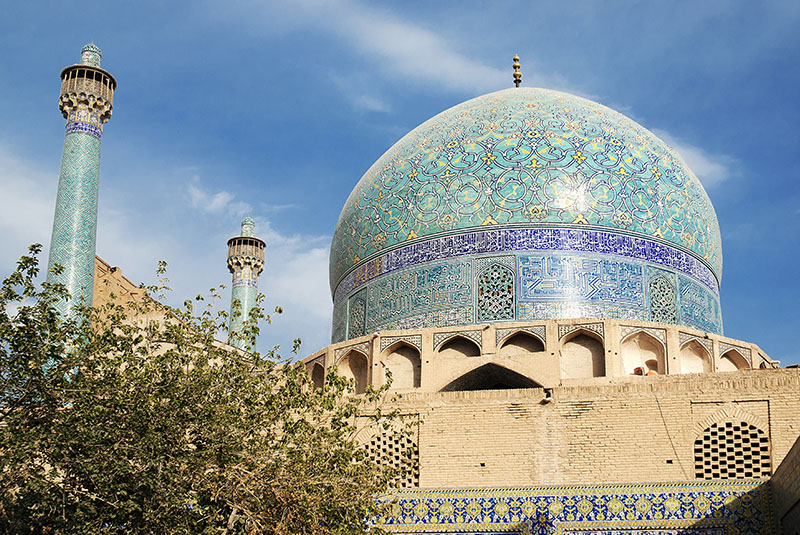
[0,245,411,534]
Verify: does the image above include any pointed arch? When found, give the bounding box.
[680,339,712,374]
[437,335,481,358]
[499,331,545,354]
[561,330,605,379]
[620,330,665,375]
[310,362,324,390]
[718,349,750,372]
[337,350,368,394]
[440,363,541,392]
[382,341,421,390]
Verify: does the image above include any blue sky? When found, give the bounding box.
[1,1,798,364]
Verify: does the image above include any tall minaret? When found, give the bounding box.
[47,44,116,317]
[227,217,266,349]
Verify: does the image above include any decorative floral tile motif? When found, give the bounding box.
[374,480,774,534]
[331,88,721,290]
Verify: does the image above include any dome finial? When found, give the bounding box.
[513,54,522,88]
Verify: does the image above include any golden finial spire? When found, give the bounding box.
[513,54,522,88]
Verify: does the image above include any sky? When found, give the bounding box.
[1,1,798,365]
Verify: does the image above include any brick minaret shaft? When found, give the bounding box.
[227,218,266,350]
[47,44,116,317]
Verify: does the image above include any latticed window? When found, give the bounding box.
[477,264,515,321]
[694,421,771,479]
[648,275,677,324]
[368,429,420,488]
[348,297,366,338]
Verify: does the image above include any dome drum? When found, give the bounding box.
[331,232,721,343]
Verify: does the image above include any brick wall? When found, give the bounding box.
[772,435,800,535]
[385,369,800,488]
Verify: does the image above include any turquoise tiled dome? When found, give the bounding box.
[329,88,723,342]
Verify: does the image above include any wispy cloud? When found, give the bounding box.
[653,129,737,188]
[0,146,58,264]
[187,178,252,217]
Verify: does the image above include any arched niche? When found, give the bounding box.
[310,362,324,390]
[561,331,605,379]
[440,363,541,392]
[620,331,665,375]
[759,361,770,369]
[383,342,421,390]
[499,332,545,355]
[337,350,368,394]
[679,340,712,374]
[437,336,481,358]
[718,349,750,372]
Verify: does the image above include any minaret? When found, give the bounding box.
[47,44,116,317]
[227,217,266,349]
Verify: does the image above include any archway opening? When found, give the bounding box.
[384,343,421,389]
[621,332,665,375]
[440,363,541,392]
[310,362,324,390]
[679,340,711,374]
[718,350,749,372]
[561,332,605,379]
[499,332,545,354]
[438,336,481,358]
[337,350,368,394]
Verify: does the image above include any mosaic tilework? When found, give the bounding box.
[334,228,718,303]
[366,261,472,332]
[434,330,483,351]
[679,333,714,355]
[718,342,751,364]
[559,322,605,340]
[477,263,515,321]
[381,335,423,353]
[331,87,722,290]
[497,326,546,347]
[619,326,667,345]
[332,246,722,344]
[335,341,370,361]
[47,47,115,319]
[374,480,775,534]
[47,131,102,317]
[678,278,722,335]
[348,292,367,339]
[519,255,644,307]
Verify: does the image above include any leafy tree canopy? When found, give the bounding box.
[0,245,409,534]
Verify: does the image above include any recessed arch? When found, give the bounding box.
[382,342,421,389]
[718,349,750,372]
[621,331,665,375]
[499,331,545,354]
[440,363,541,392]
[679,339,712,374]
[437,335,481,358]
[337,350,368,394]
[561,330,605,379]
[310,362,324,390]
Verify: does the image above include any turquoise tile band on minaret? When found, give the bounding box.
[46,44,116,318]
[227,217,266,350]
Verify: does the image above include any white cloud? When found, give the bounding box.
[652,129,736,188]
[187,179,252,216]
[0,146,58,264]
[0,143,333,359]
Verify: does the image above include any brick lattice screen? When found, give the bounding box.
[694,420,771,479]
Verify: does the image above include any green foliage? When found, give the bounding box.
[0,246,412,534]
